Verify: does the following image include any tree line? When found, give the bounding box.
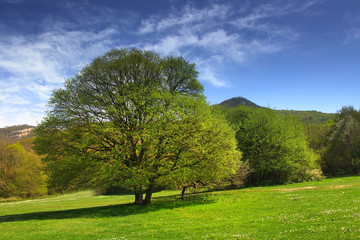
[1,48,359,203]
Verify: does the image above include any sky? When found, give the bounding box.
[0,0,360,127]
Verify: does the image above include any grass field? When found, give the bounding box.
[0,176,359,239]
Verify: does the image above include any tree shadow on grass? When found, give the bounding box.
[0,194,215,223]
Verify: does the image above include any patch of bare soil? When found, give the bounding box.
[327,185,353,189]
[277,186,317,192]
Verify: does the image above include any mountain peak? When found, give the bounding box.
[218,97,262,108]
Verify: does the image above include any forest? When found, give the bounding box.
[0,49,359,203]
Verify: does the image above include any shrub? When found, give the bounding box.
[224,106,322,185]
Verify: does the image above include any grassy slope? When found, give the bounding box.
[0,176,359,240]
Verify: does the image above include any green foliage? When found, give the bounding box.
[277,110,335,125]
[223,106,322,185]
[322,106,360,176]
[34,48,240,204]
[303,122,328,151]
[160,105,241,194]
[0,140,47,199]
[291,112,331,154]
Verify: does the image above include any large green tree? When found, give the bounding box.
[223,106,321,185]
[34,48,240,204]
[322,106,360,175]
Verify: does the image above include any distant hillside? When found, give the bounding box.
[217,97,335,124]
[0,124,35,141]
[277,110,335,124]
[218,97,263,108]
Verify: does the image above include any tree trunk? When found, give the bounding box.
[134,188,143,204]
[143,184,155,205]
[181,186,187,200]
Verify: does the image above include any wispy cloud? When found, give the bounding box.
[198,66,228,88]
[0,26,116,91]
[0,105,44,127]
[138,3,230,34]
[0,18,119,127]
[136,1,317,86]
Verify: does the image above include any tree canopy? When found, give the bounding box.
[322,106,360,176]
[0,139,47,199]
[222,106,321,185]
[34,48,240,204]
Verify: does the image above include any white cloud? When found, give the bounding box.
[142,28,247,85]
[0,23,119,127]
[198,66,228,87]
[0,39,63,84]
[136,1,315,87]
[138,3,230,34]
[0,1,130,127]
[138,19,155,34]
[295,0,323,14]
[0,105,44,127]
[231,2,302,41]
[26,83,54,101]
[6,95,30,105]
[0,26,116,107]
[144,35,183,55]
[198,29,236,48]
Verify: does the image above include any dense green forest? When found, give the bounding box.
[1,49,359,203]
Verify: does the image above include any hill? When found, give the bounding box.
[0,124,35,141]
[218,96,262,108]
[217,96,335,124]
[277,110,335,124]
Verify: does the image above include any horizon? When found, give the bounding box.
[1,95,340,129]
[1,0,359,127]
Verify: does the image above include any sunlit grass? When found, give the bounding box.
[0,176,359,239]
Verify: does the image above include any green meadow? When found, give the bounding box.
[0,176,359,240]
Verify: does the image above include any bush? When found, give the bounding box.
[224,106,322,186]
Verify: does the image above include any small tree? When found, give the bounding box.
[0,141,47,198]
[34,48,240,204]
[322,106,360,175]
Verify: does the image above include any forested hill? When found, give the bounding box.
[276,110,335,124]
[217,96,335,124]
[218,97,263,108]
[0,124,35,141]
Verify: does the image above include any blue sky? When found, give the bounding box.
[0,0,359,127]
